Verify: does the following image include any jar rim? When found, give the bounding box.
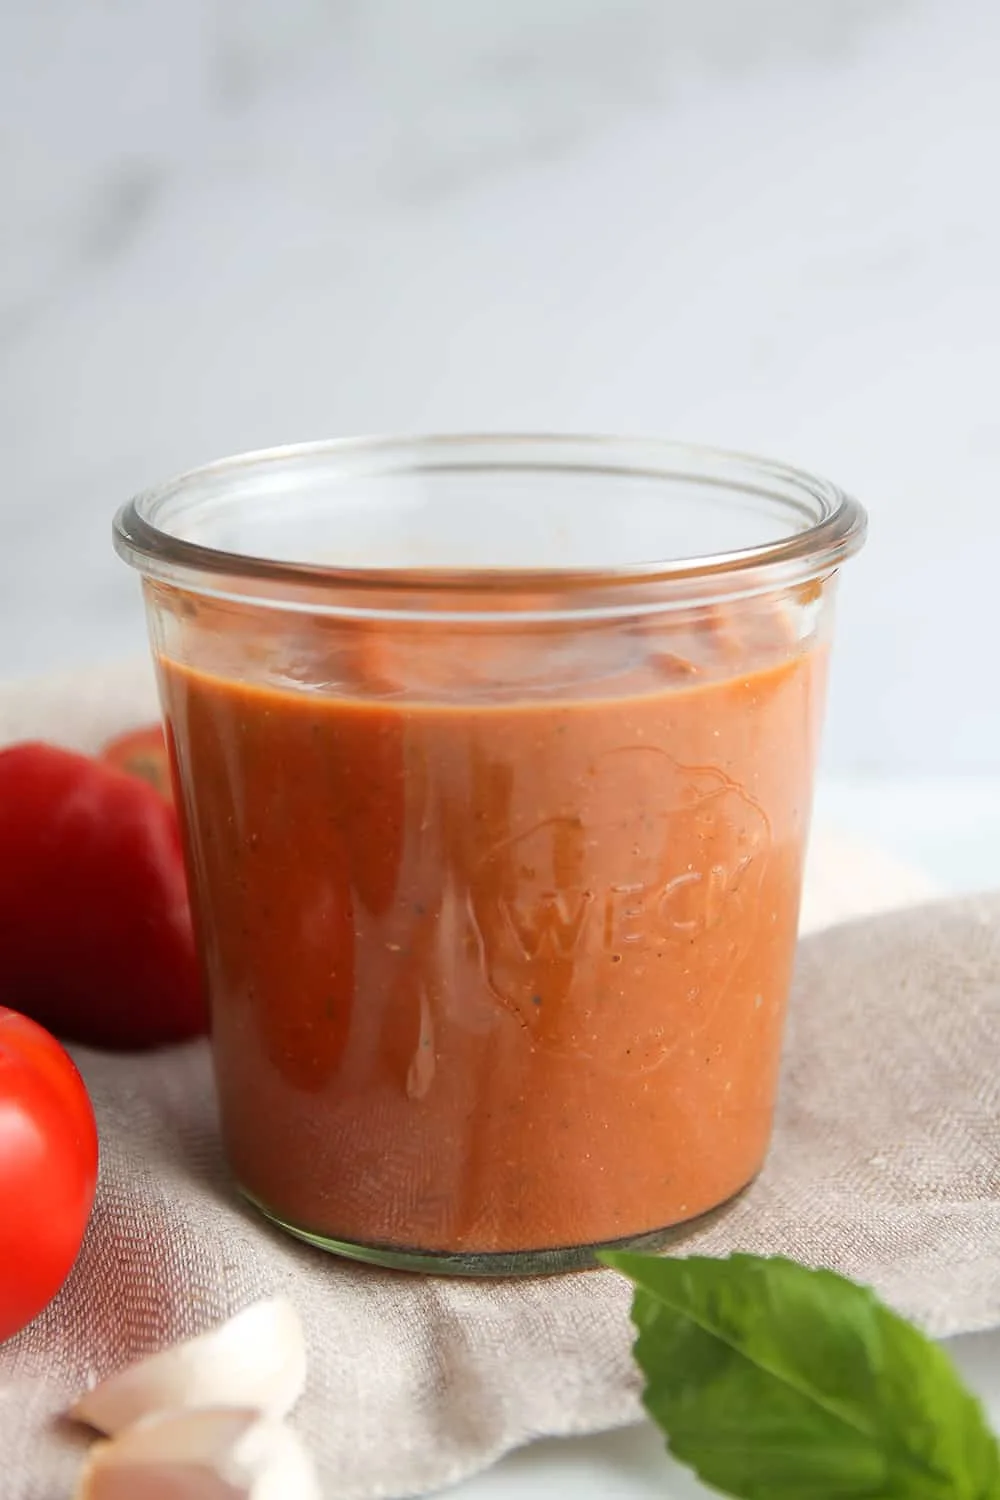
[113,433,866,617]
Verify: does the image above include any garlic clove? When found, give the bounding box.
[70,1298,307,1436]
[75,1407,321,1500]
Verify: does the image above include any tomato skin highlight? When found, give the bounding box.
[100,724,172,800]
[0,1007,99,1343]
[0,742,206,1050]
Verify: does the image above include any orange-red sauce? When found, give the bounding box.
[159,609,823,1255]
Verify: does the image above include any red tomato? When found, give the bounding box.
[100,724,172,801]
[0,1007,99,1342]
[0,742,206,1050]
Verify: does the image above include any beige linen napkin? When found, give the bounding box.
[2,665,997,1500]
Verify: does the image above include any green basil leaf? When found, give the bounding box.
[602,1251,1000,1500]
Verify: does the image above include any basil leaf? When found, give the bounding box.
[602,1252,1000,1500]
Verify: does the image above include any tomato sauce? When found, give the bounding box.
[159,609,823,1260]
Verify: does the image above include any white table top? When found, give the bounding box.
[447,777,1000,1498]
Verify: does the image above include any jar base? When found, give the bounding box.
[238,1180,755,1276]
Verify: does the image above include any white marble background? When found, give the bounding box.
[2,0,998,774]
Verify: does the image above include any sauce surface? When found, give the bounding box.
[159,609,823,1255]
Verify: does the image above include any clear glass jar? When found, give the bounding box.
[113,436,866,1275]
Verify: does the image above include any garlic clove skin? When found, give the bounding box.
[229,1417,320,1500]
[75,1407,321,1500]
[70,1298,307,1436]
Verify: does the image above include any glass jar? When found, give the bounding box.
[113,436,866,1274]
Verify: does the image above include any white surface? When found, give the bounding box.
[2,0,1000,771]
[445,781,1000,1497]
